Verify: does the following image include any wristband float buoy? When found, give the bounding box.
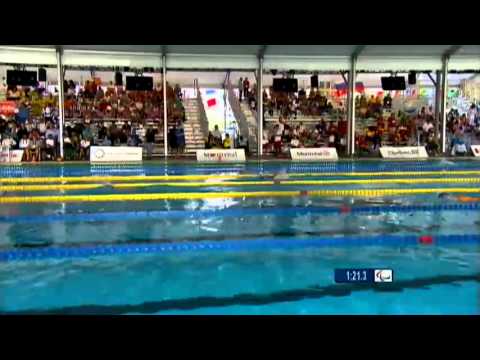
[339,205,352,214]
[419,236,434,245]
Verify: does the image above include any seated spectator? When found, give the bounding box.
[45,134,57,160]
[127,133,141,147]
[205,132,215,149]
[174,84,182,100]
[426,132,439,156]
[273,124,283,156]
[366,126,381,150]
[383,93,392,108]
[223,133,232,149]
[290,135,300,148]
[212,125,222,146]
[145,125,158,159]
[175,122,186,154]
[238,135,249,154]
[243,78,250,99]
[19,134,31,161]
[80,138,91,160]
[29,132,41,162]
[422,118,434,134]
[1,134,16,149]
[451,137,467,156]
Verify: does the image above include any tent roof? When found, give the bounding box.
[9,45,480,57]
[1,45,478,72]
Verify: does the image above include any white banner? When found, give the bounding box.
[0,149,24,163]
[196,149,246,162]
[380,146,429,159]
[290,148,338,161]
[90,146,143,163]
[471,145,480,157]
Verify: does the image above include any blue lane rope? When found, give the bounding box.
[0,234,479,263]
[2,161,480,178]
[2,202,480,225]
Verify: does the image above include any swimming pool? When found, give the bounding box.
[0,159,479,315]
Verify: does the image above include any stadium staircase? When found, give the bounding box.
[226,81,258,155]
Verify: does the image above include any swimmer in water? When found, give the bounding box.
[313,198,403,207]
[102,182,114,189]
[272,172,290,184]
[438,193,480,203]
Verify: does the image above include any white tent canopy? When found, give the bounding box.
[1,45,479,71]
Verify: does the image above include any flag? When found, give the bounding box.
[335,82,364,92]
[207,98,217,107]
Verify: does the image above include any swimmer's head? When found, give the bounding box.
[438,193,450,199]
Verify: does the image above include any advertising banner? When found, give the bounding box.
[380,146,428,159]
[471,145,480,157]
[290,148,338,161]
[0,148,24,163]
[196,149,246,162]
[90,146,143,163]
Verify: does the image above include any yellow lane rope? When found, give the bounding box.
[111,177,480,188]
[2,170,480,184]
[0,184,105,192]
[0,174,258,184]
[3,177,480,192]
[1,188,480,203]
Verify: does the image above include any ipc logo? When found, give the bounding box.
[374,269,393,283]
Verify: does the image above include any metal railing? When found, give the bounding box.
[194,80,209,137]
[226,81,248,139]
[226,80,258,153]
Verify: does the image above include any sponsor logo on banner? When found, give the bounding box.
[290,148,338,161]
[0,149,24,163]
[471,145,480,157]
[380,146,428,159]
[196,149,246,162]
[90,146,142,163]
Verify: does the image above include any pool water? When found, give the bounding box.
[0,160,479,315]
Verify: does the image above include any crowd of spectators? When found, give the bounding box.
[262,116,347,156]
[354,91,441,155]
[205,125,233,150]
[263,87,339,120]
[0,78,187,162]
[354,90,480,156]
[64,79,185,124]
[447,104,480,156]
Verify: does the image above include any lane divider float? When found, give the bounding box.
[2,187,480,203]
[4,177,480,192]
[2,202,480,224]
[3,170,480,184]
[1,234,479,263]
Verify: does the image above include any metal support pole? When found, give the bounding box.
[56,47,65,159]
[162,55,168,158]
[258,57,264,157]
[347,55,357,156]
[434,70,442,139]
[440,56,449,154]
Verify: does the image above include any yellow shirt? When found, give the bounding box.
[223,138,231,148]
